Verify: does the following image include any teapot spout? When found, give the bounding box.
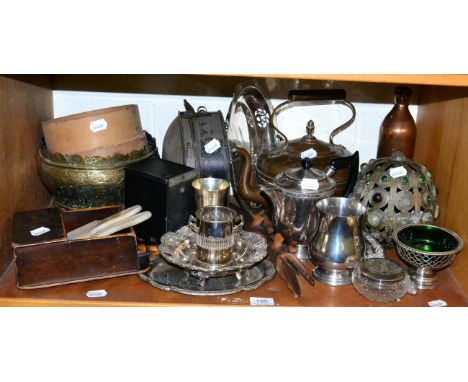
[259,187,282,221]
[234,147,267,206]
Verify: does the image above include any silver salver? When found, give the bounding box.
[140,257,275,296]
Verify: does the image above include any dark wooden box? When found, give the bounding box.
[11,206,148,289]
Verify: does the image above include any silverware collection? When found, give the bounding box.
[12,80,464,303]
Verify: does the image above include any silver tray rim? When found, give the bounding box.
[139,258,276,297]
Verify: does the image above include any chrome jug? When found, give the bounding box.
[311,197,366,286]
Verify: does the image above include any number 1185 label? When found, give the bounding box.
[250,297,275,306]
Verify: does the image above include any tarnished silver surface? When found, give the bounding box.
[140,257,275,296]
[159,226,268,278]
[350,151,439,244]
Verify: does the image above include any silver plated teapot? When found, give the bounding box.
[260,152,359,262]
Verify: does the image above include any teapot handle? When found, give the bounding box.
[326,151,360,197]
[288,89,347,102]
[272,89,356,147]
[329,100,356,146]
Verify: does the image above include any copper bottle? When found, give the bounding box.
[377,86,416,159]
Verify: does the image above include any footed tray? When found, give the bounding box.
[140,256,275,296]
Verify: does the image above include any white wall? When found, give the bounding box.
[53,91,418,165]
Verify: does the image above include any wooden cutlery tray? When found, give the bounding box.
[11,206,148,289]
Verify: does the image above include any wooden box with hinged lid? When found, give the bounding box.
[11,206,149,289]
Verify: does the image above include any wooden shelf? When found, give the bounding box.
[231,74,468,87]
[1,250,466,307]
[7,75,468,102]
[1,74,468,302]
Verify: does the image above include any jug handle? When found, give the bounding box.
[326,151,360,197]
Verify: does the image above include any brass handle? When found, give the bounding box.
[270,90,356,148]
[329,100,356,146]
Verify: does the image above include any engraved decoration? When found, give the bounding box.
[38,133,157,209]
[350,151,439,244]
[159,225,268,278]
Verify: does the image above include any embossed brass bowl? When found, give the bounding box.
[38,134,157,209]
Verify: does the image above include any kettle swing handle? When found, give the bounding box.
[271,89,356,148]
[325,151,360,197]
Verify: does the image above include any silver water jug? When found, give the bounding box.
[311,197,366,286]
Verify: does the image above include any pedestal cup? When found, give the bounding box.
[188,206,244,266]
[192,178,229,210]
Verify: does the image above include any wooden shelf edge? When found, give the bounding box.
[0,297,230,307]
[216,74,468,87]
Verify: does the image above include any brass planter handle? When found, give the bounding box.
[270,89,356,148]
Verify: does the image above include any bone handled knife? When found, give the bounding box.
[89,211,152,238]
[67,205,142,240]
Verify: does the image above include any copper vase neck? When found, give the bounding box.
[394,86,412,105]
[377,87,416,160]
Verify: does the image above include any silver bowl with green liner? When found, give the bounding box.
[393,224,464,289]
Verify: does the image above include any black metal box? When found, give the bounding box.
[162,101,231,182]
[124,158,197,244]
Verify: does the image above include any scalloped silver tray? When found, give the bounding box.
[140,257,275,296]
[159,226,268,278]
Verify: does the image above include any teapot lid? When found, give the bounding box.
[274,157,336,197]
[255,120,351,185]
